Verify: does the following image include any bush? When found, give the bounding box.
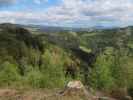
[25,70,46,88]
[89,47,133,95]
[89,53,115,90]
[40,47,66,88]
[0,61,20,86]
[25,69,66,88]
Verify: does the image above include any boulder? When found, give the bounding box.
[66,80,84,89]
[59,80,94,100]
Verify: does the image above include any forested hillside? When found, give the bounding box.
[0,23,132,99]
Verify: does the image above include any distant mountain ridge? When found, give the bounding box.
[0,23,116,32]
[1,23,133,33]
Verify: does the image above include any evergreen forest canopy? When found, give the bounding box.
[0,23,132,98]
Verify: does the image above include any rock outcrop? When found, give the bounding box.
[59,80,94,100]
[59,80,119,100]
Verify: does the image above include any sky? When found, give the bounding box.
[0,0,133,28]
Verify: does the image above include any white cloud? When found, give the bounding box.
[1,0,133,27]
[43,0,133,27]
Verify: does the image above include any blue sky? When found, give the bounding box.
[0,0,133,27]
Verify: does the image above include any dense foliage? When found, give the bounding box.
[0,23,132,98]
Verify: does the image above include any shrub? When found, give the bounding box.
[0,61,20,86]
[89,47,133,95]
[40,47,66,88]
[89,53,115,90]
[25,70,45,88]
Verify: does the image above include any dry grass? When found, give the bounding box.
[0,88,119,100]
[0,88,89,100]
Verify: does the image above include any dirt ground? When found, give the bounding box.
[0,88,118,100]
[0,88,88,100]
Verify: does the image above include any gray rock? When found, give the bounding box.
[66,80,84,89]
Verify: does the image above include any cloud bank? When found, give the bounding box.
[0,0,133,27]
